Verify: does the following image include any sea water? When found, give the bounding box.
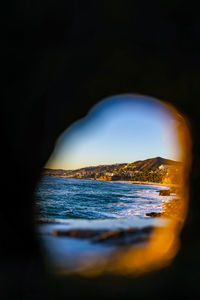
[35,176,175,222]
[35,176,175,271]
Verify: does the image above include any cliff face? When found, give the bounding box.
[44,157,182,184]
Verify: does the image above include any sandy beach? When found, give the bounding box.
[97,178,179,188]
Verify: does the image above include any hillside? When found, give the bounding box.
[126,157,181,171]
[44,157,182,184]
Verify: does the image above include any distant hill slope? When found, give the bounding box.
[44,157,182,182]
[44,163,127,174]
[70,163,127,173]
[127,157,181,171]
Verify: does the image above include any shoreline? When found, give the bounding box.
[75,177,179,188]
[100,179,178,187]
[37,176,179,271]
[45,175,179,188]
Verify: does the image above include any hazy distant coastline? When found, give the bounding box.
[43,156,182,185]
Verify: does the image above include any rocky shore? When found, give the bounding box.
[146,186,182,219]
[37,186,180,249]
[36,184,181,275]
[51,226,154,246]
[49,188,180,247]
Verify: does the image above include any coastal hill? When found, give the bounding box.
[44,157,182,184]
[126,156,181,171]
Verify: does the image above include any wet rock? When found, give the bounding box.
[158,189,170,196]
[145,212,163,217]
[52,228,106,239]
[156,187,180,196]
[51,226,154,246]
[93,227,153,245]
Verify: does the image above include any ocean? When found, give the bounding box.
[35,176,175,222]
[35,176,176,271]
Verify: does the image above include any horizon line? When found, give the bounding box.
[45,156,182,171]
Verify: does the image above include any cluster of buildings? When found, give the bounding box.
[44,159,182,184]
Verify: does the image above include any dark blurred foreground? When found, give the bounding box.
[1,1,200,299]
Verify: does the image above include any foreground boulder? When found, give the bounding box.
[52,226,154,246]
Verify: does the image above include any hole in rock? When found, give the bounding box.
[35,94,191,276]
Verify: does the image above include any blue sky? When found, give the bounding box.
[46,94,181,170]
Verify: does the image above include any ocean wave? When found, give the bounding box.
[35,177,176,220]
